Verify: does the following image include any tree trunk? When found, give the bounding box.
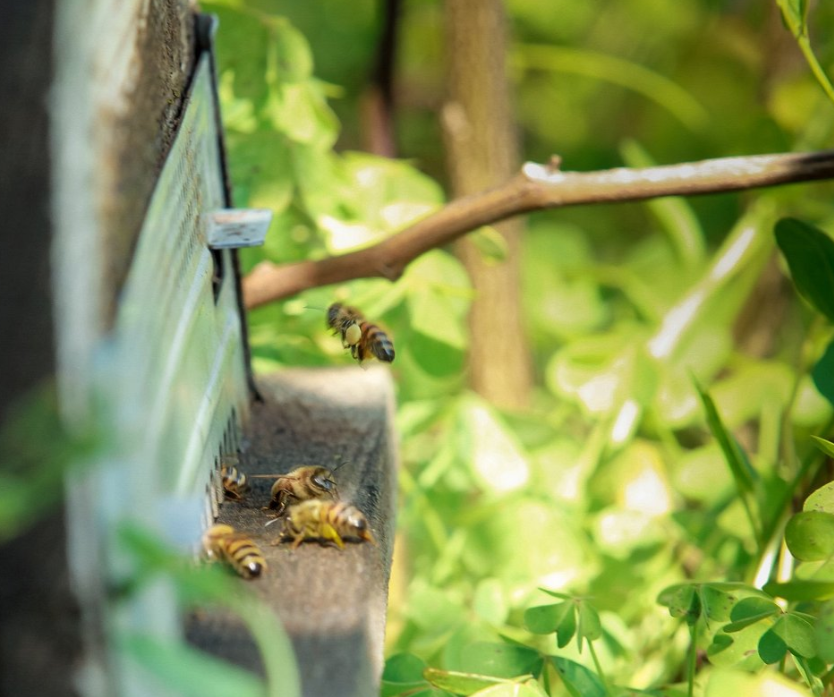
[442,0,532,409]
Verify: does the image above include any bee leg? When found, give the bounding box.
[321,523,345,550]
[290,533,305,550]
[223,489,242,501]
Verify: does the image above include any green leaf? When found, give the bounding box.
[469,226,510,263]
[775,217,834,323]
[814,599,834,662]
[786,511,834,561]
[776,0,808,36]
[758,625,788,664]
[812,340,834,407]
[119,633,266,697]
[271,20,314,82]
[555,602,578,648]
[459,643,542,680]
[524,602,573,635]
[474,579,509,625]
[809,440,834,467]
[383,653,428,684]
[765,579,834,602]
[549,657,606,697]
[537,589,573,600]
[699,584,748,623]
[723,597,781,632]
[764,614,816,660]
[470,683,546,697]
[423,668,515,694]
[577,602,602,645]
[694,382,757,493]
[657,583,701,625]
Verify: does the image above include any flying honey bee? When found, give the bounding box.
[251,464,343,516]
[327,303,364,350]
[202,524,267,580]
[277,500,376,549]
[353,321,395,365]
[219,456,248,501]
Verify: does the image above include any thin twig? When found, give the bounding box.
[243,150,834,308]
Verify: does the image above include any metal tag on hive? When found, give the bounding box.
[207,208,272,249]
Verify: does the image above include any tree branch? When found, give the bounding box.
[243,150,834,309]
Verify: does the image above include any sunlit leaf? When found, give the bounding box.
[577,602,602,641]
[470,682,545,697]
[775,218,834,322]
[524,602,573,635]
[812,340,834,407]
[549,657,605,697]
[775,0,808,36]
[474,579,509,625]
[723,597,780,633]
[458,397,530,495]
[459,643,542,679]
[809,439,834,466]
[765,579,834,602]
[423,668,515,694]
[694,382,757,493]
[469,226,510,263]
[657,584,701,625]
[705,667,813,697]
[758,614,815,664]
[814,600,834,662]
[786,511,834,561]
[707,619,768,670]
[537,589,573,600]
[699,584,747,622]
[270,20,314,82]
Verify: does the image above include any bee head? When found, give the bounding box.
[312,469,337,492]
[327,303,342,327]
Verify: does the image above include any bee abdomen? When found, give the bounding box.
[224,538,266,579]
[220,465,248,498]
[358,322,395,363]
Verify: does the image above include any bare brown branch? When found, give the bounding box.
[243,150,834,309]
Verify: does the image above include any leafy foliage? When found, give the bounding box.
[204,1,834,696]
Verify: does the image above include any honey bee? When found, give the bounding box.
[353,321,395,364]
[252,465,341,516]
[327,303,364,350]
[219,456,248,501]
[277,500,377,549]
[202,524,267,580]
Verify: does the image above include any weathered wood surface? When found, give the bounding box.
[188,367,398,697]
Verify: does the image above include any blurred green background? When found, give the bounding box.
[202,0,834,694]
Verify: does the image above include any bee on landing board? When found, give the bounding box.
[219,456,248,501]
[276,499,376,550]
[353,321,395,365]
[327,303,364,350]
[251,464,341,517]
[202,524,267,580]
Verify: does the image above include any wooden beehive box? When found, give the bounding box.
[41,5,396,697]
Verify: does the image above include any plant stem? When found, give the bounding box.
[686,624,697,697]
[587,640,612,697]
